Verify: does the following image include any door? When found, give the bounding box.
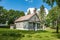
[33,23,35,31]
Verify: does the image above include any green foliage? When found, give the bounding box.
[39,5,46,27]
[0,6,7,24]
[47,6,60,27]
[7,9,25,25]
[0,6,25,25]
[43,0,60,33]
[43,0,60,7]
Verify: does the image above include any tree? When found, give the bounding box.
[39,5,46,30]
[0,6,7,24]
[0,6,3,15]
[47,6,60,32]
[43,0,60,33]
[7,9,25,25]
[19,11,25,17]
[27,10,31,15]
[43,0,60,7]
[0,6,25,25]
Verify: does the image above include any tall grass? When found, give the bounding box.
[0,28,60,40]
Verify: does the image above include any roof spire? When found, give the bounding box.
[33,8,37,14]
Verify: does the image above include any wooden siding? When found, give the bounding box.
[28,14,40,22]
[15,14,41,30]
[15,22,29,30]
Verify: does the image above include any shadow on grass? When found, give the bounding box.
[0,29,49,35]
[55,33,60,39]
[52,32,60,39]
[0,28,49,34]
[17,30,49,34]
[1,32,24,37]
[0,36,20,40]
[0,31,25,40]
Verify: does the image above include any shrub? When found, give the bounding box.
[0,25,9,28]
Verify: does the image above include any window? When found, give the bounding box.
[28,22,33,29]
[37,23,40,29]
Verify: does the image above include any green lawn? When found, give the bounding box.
[0,28,60,40]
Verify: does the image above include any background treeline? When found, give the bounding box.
[0,6,25,25]
[46,6,60,29]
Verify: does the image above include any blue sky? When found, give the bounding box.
[0,0,52,12]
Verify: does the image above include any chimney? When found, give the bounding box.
[33,8,37,14]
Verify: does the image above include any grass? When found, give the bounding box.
[0,28,60,40]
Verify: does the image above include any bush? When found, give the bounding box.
[0,25,9,28]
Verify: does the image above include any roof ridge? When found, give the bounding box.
[15,13,35,22]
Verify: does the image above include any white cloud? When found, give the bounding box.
[37,8,48,14]
[45,8,48,14]
[25,12,27,15]
[25,8,48,15]
[27,8,35,14]
[25,8,36,15]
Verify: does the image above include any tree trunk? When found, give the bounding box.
[42,24,45,30]
[56,21,59,33]
[56,25,59,33]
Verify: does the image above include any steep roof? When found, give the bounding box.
[15,13,36,22]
